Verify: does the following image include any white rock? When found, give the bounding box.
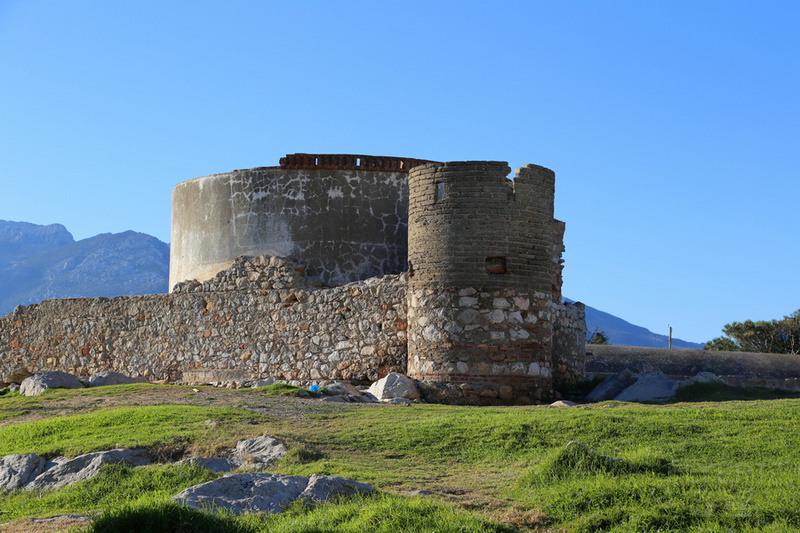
[20,371,85,396]
[677,372,727,389]
[367,373,420,400]
[178,457,238,473]
[251,378,276,388]
[548,400,577,408]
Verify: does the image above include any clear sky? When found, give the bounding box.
[1,1,798,345]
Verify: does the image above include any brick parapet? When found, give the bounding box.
[278,153,439,173]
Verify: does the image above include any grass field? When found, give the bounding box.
[0,383,798,532]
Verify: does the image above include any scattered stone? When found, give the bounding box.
[367,372,420,400]
[179,435,287,473]
[678,371,727,389]
[19,371,85,396]
[299,473,376,504]
[320,395,349,403]
[87,371,148,387]
[174,473,375,515]
[8,383,19,392]
[381,397,413,405]
[233,435,287,468]
[251,378,276,388]
[548,400,577,407]
[406,489,434,496]
[586,362,727,404]
[322,381,362,396]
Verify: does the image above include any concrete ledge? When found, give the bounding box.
[586,345,800,391]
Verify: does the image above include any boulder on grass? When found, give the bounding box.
[367,373,420,401]
[0,454,47,491]
[20,371,85,396]
[174,473,375,515]
[24,448,150,492]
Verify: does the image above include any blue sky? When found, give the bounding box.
[1,1,798,344]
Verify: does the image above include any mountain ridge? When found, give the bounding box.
[0,220,703,349]
[0,220,169,313]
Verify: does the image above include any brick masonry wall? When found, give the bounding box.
[407,162,557,293]
[0,256,407,386]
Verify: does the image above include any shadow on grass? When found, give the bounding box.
[88,501,254,533]
[672,382,800,403]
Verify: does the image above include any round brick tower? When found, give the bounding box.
[406,161,560,404]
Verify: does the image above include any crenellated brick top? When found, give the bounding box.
[278,153,440,173]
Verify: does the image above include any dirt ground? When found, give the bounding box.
[0,384,374,427]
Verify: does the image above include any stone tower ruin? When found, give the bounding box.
[0,153,584,406]
[406,161,581,403]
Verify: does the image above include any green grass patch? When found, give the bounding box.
[2,388,800,531]
[0,404,266,457]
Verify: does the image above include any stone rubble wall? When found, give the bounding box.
[0,254,587,403]
[0,257,407,385]
[552,301,587,386]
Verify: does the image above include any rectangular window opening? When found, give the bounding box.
[486,257,506,275]
[355,157,361,167]
[436,182,446,201]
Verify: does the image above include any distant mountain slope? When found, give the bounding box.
[0,220,74,270]
[1,220,702,349]
[0,220,169,315]
[572,299,704,349]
